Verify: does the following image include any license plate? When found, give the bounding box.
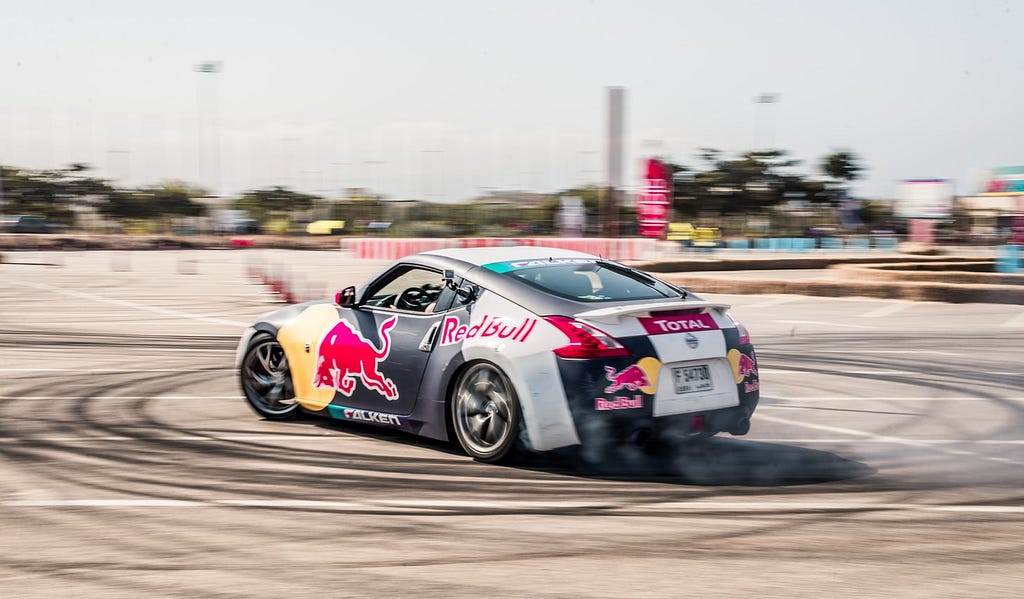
[672,364,713,394]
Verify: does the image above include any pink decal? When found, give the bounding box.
[313,316,399,400]
[604,365,650,394]
[737,353,758,380]
[595,395,645,411]
[639,313,718,335]
[744,380,760,393]
[438,315,536,346]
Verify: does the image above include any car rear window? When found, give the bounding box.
[484,259,681,302]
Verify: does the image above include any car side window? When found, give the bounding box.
[364,266,446,312]
[429,284,458,313]
[426,277,480,313]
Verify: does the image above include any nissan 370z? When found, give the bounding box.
[237,247,759,463]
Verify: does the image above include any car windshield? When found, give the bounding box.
[489,259,682,302]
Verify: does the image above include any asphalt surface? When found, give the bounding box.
[1,249,1022,598]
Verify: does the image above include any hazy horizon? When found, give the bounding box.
[1,1,1021,202]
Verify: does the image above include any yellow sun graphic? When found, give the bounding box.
[636,356,661,395]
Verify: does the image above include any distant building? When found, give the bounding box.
[959,167,1024,237]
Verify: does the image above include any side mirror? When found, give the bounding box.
[334,286,357,306]
[442,269,456,290]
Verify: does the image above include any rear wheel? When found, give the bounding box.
[451,362,520,463]
[240,333,299,420]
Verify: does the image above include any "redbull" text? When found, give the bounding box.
[639,313,719,335]
[595,395,644,411]
[439,314,536,346]
[313,315,399,400]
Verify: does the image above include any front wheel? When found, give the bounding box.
[451,362,521,463]
[240,333,299,420]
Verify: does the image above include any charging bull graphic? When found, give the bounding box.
[313,315,399,401]
[604,364,651,394]
[737,353,757,379]
[727,348,759,385]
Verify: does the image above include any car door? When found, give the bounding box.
[317,264,449,415]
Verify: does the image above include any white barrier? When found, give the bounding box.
[341,237,658,261]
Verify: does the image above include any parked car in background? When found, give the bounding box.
[212,209,261,234]
[666,222,722,248]
[306,220,347,235]
[1,215,65,233]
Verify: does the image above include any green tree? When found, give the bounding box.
[674,149,805,216]
[0,164,114,224]
[150,182,206,216]
[235,186,319,223]
[820,150,864,184]
[100,182,205,220]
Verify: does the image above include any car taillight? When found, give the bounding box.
[727,314,751,345]
[543,316,631,359]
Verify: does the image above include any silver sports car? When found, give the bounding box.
[238,246,759,462]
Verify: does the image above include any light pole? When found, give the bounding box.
[107,149,130,187]
[642,139,664,157]
[194,60,222,196]
[422,149,443,200]
[576,150,597,187]
[280,137,300,188]
[362,160,386,198]
[753,93,780,150]
[331,162,351,199]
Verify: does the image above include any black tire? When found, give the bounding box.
[451,362,521,463]
[239,333,300,420]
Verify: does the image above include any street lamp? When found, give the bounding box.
[194,61,222,196]
[362,160,386,198]
[753,93,780,150]
[280,137,300,188]
[331,162,351,199]
[107,149,130,187]
[576,150,597,187]
[422,149,443,200]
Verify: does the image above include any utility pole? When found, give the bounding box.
[604,86,625,237]
[753,93,780,150]
[194,61,222,195]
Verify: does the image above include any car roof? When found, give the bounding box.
[422,245,597,266]
[408,245,688,317]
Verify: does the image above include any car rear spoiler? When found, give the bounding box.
[574,300,732,325]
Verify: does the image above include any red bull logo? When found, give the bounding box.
[313,315,399,401]
[604,364,650,394]
[737,353,758,380]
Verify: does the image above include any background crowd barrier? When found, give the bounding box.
[725,236,899,252]
[995,245,1021,273]
[341,237,659,261]
[340,236,903,260]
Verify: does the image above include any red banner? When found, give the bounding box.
[637,158,670,238]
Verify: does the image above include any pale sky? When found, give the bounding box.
[1,0,1021,202]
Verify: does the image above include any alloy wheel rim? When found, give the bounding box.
[455,364,513,455]
[243,340,296,414]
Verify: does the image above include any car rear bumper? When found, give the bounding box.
[554,352,759,449]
